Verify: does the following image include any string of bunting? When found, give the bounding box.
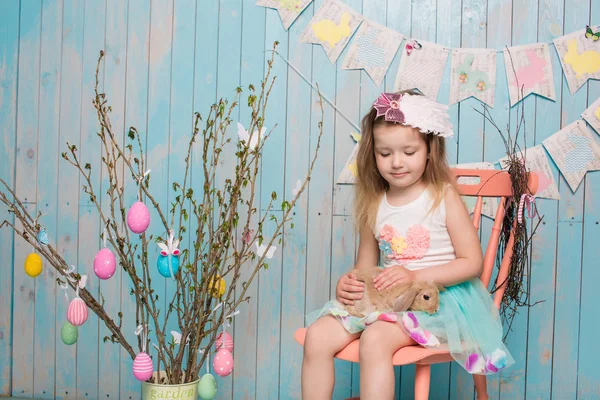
[257,0,600,107]
[257,1,600,206]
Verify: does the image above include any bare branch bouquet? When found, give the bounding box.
[0,41,324,385]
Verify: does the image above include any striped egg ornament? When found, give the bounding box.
[67,297,88,326]
[132,352,154,381]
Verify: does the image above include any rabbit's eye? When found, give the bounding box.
[423,295,430,300]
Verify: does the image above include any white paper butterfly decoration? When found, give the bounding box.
[292,179,302,196]
[255,242,276,259]
[237,122,266,148]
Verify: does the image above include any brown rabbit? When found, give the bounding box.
[344,267,444,318]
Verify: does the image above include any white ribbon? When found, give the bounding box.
[199,348,211,374]
[135,324,148,353]
[138,169,151,201]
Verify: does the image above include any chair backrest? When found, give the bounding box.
[450,168,538,309]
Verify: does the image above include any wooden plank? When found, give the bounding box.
[523,1,564,398]
[189,0,218,384]
[233,2,266,399]
[483,0,512,398]
[277,3,314,398]
[483,2,510,400]
[74,1,107,399]
[187,0,219,392]
[213,0,243,396]
[256,3,288,398]
[54,0,85,392]
[499,0,539,398]
[162,0,195,387]
[97,0,129,398]
[11,0,42,396]
[55,1,85,399]
[578,2,600,397]
[303,0,336,343]
[118,0,150,398]
[0,0,20,395]
[33,0,63,397]
[550,0,588,398]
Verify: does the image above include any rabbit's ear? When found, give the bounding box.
[435,283,445,292]
[392,286,420,312]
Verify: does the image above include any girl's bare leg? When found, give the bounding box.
[301,316,360,400]
[359,321,416,400]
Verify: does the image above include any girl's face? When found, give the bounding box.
[373,123,428,193]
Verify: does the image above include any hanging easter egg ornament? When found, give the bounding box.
[24,252,43,277]
[157,229,180,278]
[208,275,226,298]
[67,275,89,326]
[213,348,234,377]
[61,321,78,345]
[214,331,234,353]
[127,169,151,234]
[198,350,217,400]
[212,310,239,377]
[127,201,151,234]
[133,325,154,381]
[93,246,116,280]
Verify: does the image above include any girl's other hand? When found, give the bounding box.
[373,265,414,291]
[336,273,365,305]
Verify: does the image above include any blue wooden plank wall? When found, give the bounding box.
[1,0,600,399]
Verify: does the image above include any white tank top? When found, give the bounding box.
[373,187,456,270]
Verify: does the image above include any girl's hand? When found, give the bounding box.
[373,265,414,291]
[336,273,365,306]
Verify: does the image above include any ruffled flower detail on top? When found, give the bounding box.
[378,224,430,263]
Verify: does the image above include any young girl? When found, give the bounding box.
[301,91,513,399]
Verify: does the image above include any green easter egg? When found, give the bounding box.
[61,321,78,345]
[197,373,217,399]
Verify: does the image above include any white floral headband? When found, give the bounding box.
[373,92,455,138]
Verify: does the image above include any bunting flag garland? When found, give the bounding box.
[542,120,600,192]
[256,0,314,30]
[581,97,600,134]
[340,20,404,86]
[503,43,556,106]
[300,0,363,63]
[449,49,497,107]
[393,40,449,100]
[553,25,600,95]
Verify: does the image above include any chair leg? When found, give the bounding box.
[414,364,431,400]
[473,374,488,400]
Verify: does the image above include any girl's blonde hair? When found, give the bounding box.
[354,90,455,231]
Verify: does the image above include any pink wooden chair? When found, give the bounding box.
[294,168,539,400]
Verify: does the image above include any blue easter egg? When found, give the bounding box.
[157,254,180,278]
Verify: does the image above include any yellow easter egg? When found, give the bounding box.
[208,275,226,298]
[24,253,42,278]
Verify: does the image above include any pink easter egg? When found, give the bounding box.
[67,297,88,326]
[132,352,154,381]
[215,331,234,352]
[127,201,151,234]
[213,348,234,377]
[93,248,116,280]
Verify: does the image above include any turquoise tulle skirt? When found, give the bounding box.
[306,278,514,375]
